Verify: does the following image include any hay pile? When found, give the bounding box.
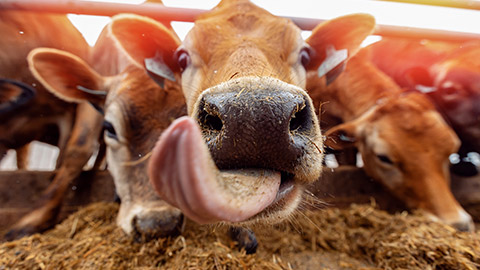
[1,202,479,269]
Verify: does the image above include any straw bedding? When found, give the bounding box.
[1,202,479,269]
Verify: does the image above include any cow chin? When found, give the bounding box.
[241,180,304,226]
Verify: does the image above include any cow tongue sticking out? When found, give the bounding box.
[149,116,281,224]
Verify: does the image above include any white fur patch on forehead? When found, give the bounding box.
[354,105,391,156]
[364,125,390,156]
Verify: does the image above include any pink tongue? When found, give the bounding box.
[148,116,281,224]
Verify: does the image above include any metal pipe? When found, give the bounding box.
[1,0,479,42]
[374,0,480,10]
[0,0,206,22]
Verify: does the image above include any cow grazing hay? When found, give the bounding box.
[1,202,479,269]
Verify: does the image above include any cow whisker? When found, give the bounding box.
[299,190,328,211]
[121,151,153,166]
[294,208,322,233]
[301,134,323,155]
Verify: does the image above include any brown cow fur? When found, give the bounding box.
[1,11,103,240]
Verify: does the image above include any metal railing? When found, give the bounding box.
[0,0,479,42]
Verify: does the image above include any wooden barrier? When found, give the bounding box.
[0,170,115,235]
[1,166,479,239]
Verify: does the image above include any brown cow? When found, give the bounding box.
[367,38,480,176]
[29,48,187,241]
[1,10,104,240]
[105,0,374,227]
[307,50,474,231]
[26,3,189,241]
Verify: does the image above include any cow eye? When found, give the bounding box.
[103,120,118,140]
[299,47,312,68]
[175,48,190,72]
[377,154,393,165]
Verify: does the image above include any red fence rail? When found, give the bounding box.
[1,0,479,42]
[374,0,480,10]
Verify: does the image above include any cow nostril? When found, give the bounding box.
[197,97,224,133]
[289,103,309,132]
[198,106,223,132]
[204,113,223,131]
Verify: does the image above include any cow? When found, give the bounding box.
[106,0,374,226]
[367,38,480,177]
[1,10,104,240]
[29,48,188,241]
[28,0,375,251]
[25,1,188,242]
[307,49,474,231]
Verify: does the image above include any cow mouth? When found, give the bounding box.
[148,116,301,225]
[275,172,296,204]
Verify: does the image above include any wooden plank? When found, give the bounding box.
[307,166,407,212]
[1,167,479,234]
[0,170,115,231]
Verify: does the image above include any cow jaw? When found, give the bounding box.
[148,116,303,225]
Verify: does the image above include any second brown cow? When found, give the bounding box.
[308,49,473,231]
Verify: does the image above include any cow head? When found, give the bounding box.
[367,38,480,155]
[430,44,480,153]
[28,48,187,241]
[109,0,375,225]
[325,92,473,231]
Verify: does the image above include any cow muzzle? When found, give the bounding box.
[148,77,323,225]
[117,201,183,242]
[196,77,317,172]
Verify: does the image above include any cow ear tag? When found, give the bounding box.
[76,85,107,97]
[145,51,176,88]
[76,85,107,115]
[338,132,355,143]
[317,45,348,85]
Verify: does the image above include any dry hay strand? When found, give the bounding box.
[0,201,479,270]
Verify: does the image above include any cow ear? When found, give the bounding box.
[306,13,375,83]
[109,14,181,83]
[28,48,107,108]
[324,122,358,150]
